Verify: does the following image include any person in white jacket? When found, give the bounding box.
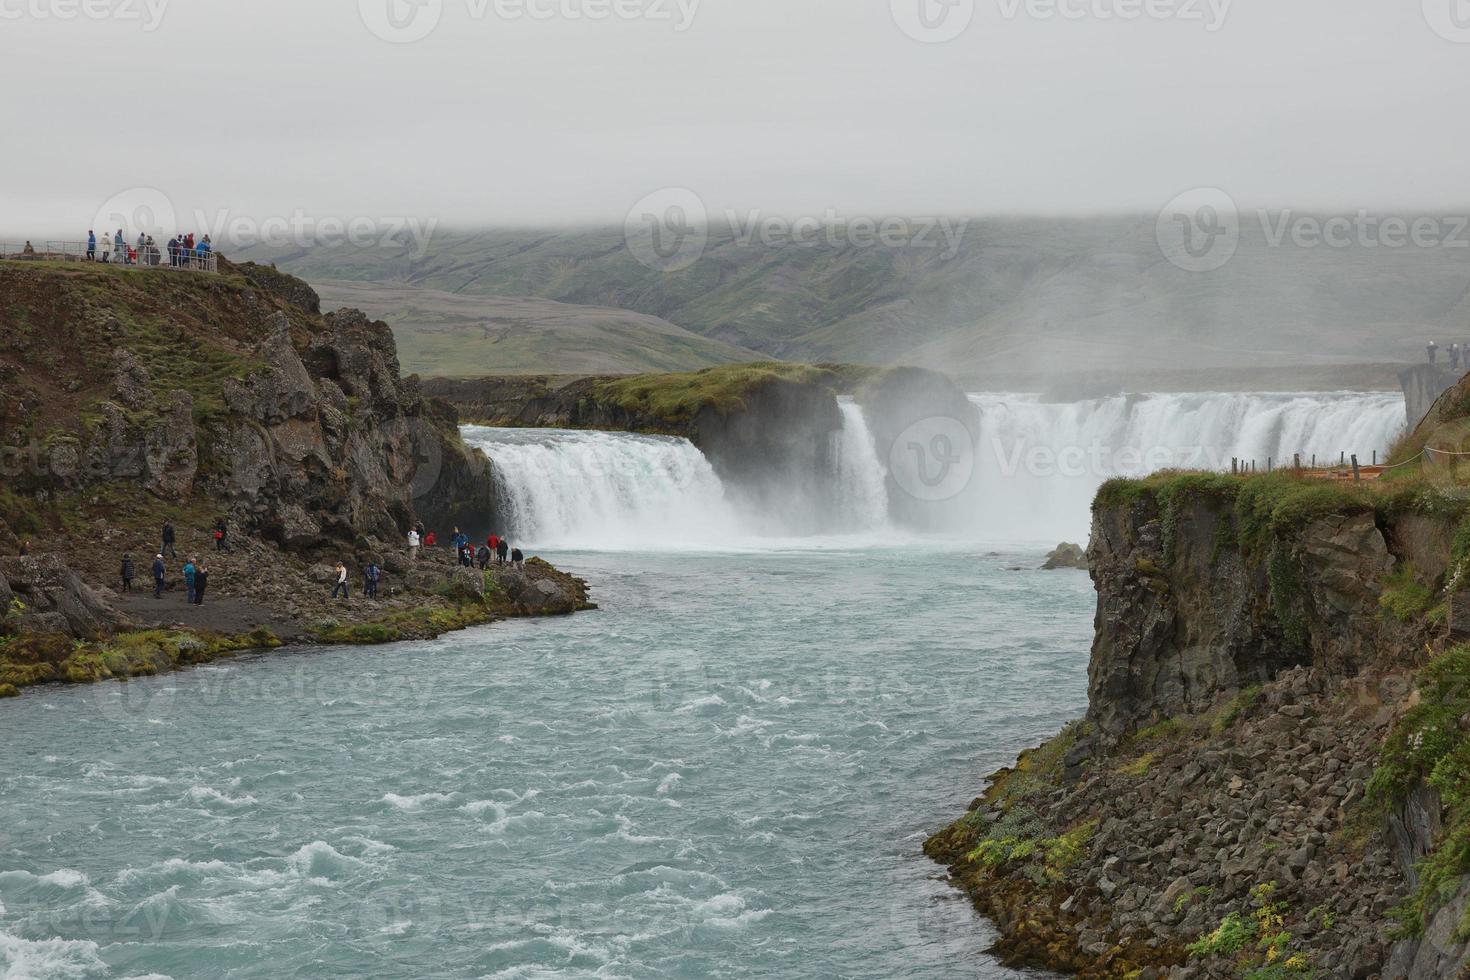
[332,562,350,600]
[408,528,421,560]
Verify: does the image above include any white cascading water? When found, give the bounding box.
[461,425,742,550]
[965,391,1407,543]
[833,399,892,532]
[464,392,1405,550]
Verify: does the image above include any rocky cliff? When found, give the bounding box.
[0,258,588,695]
[928,471,1470,978]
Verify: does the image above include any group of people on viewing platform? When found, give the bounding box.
[407,523,523,570]
[86,229,213,268]
[127,519,231,601]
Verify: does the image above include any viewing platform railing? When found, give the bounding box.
[0,240,218,273]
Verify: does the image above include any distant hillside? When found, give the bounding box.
[313,280,768,377]
[235,215,1470,386]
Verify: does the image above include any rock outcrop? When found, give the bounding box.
[0,555,123,638]
[218,307,492,549]
[930,474,1470,977]
[1086,488,1409,742]
[1042,542,1089,570]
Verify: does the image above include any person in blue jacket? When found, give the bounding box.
[86,230,96,261]
[183,558,198,604]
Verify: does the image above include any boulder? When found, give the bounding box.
[0,555,123,638]
[1043,542,1089,570]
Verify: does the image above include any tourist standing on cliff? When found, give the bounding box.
[86,230,96,261]
[1428,340,1439,365]
[183,559,198,605]
[332,562,350,600]
[476,544,491,571]
[407,528,421,560]
[214,518,229,552]
[511,547,525,571]
[364,562,381,599]
[193,562,208,605]
[161,520,177,559]
[497,538,509,566]
[113,230,126,264]
[120,554,134,593]
[452,527,470,566]
[152,554,166,599]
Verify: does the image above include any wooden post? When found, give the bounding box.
[1312,454,1316,468]
[1351,454,1361,482]
[1232,457,1238,475]
[1340,452,1345,466]
[1268,456,1273,472]
[1373,450,1377,466]
[1294,453,1301,472]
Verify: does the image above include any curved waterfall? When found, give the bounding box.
[464,391,1406,549]
[461,425,741,550]
[965,391,1407,543]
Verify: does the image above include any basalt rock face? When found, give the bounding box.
[0,261,494,565]
[1087,494,1402,743]
[693,378,845,530]
[218,306,494,549]
[854,366,982,529]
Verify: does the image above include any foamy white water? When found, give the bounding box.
[834,399,892,533]
[965,391,1406,543]
[466,392,1404,550]
[462,425,742,550]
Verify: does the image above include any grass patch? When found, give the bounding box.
[1366,645,1470,938]
[593,362,847,423]
[1380,564,1436,623]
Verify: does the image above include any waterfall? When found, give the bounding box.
[964,391,1407,543]
[462,425,741,550]
[833,399,892,532]
[463,391,1405,550]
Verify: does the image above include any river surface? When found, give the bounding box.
[0,548,1089,979]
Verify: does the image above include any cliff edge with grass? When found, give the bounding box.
[928,469,1470,978]
[0,258,591,698]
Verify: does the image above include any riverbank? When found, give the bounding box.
[0,545,594,697]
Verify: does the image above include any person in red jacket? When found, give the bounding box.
[425,531,437,548]
[489,533,499,554]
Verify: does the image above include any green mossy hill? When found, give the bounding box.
[591,362,877,423]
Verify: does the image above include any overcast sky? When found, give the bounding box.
[3,0,1469,237]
